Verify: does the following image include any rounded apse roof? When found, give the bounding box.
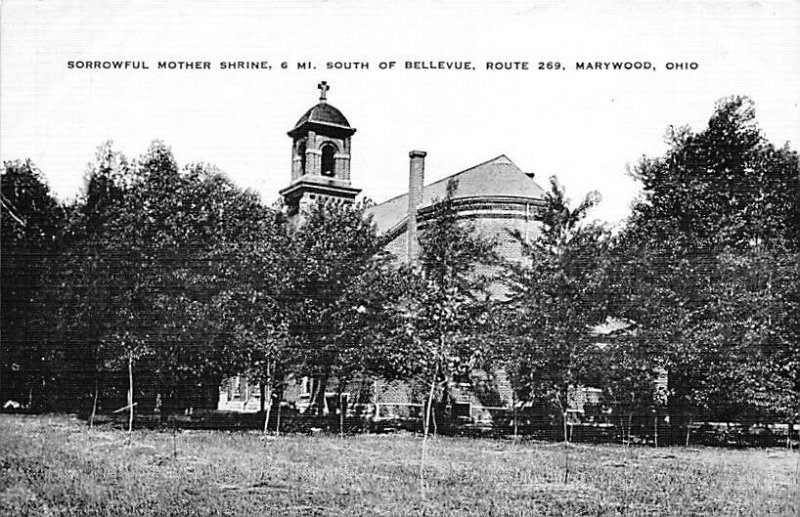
[293,102,351,129]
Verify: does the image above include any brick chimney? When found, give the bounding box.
[407,150,426,263]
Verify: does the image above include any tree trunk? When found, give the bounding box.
[685,416,692,447]
[556,391,570,484]
[627,412,633,446]
[263,359,272,435]
[654,410,659,448]
[127,352,134,447]
[89,377,99,430]
[172,422,178,459]
[276,400,282,437]
[512,392,518,443]
[562,409,570,484]
[263,383,273,435]
[307,377,321,415]
[260,384,266,413]
[339,392,345,439]
[420,363,438,496]
[312,375,328,416]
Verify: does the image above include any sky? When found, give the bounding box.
[2,0,799,226]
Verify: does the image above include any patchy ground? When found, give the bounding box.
[0,414,797,516]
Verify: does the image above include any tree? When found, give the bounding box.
[504,177,607,428]
[197,201,292,434]
[414,180,498,424]
[1,159,65,408]
[58,142,131,423]
[702,249,799,430]
[587,326,667,446]
[58,141,292,438]
[615,96,800,441]
[367,179,497,493]
[100,141,177,441]
[281,199,384,416]
[629,96,798,251]
[502,176,608,479]
[139,161,287,415]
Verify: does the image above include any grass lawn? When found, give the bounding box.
[0,414,797,516]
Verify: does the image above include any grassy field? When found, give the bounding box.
[0,414,797,516]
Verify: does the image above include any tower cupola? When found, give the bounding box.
[280,82,360,216]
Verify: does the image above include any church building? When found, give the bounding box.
[276,81,547,262]
[219,83,548,422]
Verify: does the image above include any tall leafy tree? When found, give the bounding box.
[1,160,65,408]
[140,161,286,414]
[195,190,292,432]
[58,142,132,421]
[700,249,799,428]
[615,96,799,439]
[503,177,608,443]
[501,177,608,482]
[59,141,292,431]
[369,180,497,492]
[373,181,498,420]
[413,180,499,418]
[630,96,798,250]
[97,141,177,438]
[281,199,384,415]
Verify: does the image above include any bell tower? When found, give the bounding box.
[280,82,361,217]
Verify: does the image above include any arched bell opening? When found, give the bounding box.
[296,139,307,175]
[320,143,337,177]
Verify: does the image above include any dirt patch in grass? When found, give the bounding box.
[1,414,797,516]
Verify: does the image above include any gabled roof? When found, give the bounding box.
[367,155,546,234]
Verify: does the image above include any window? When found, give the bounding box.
[321,143,336,177]
[453,402,471,419]
[296,140,307,174]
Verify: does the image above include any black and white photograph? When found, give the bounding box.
[1,1,798,515]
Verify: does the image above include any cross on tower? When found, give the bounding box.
[318,81,330,102]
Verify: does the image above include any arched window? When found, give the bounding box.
[321,143,336,177]
[296,140,307,175]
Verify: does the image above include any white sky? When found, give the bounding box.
[2,0,799,226]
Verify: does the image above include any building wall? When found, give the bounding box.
[382,207,541,268]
